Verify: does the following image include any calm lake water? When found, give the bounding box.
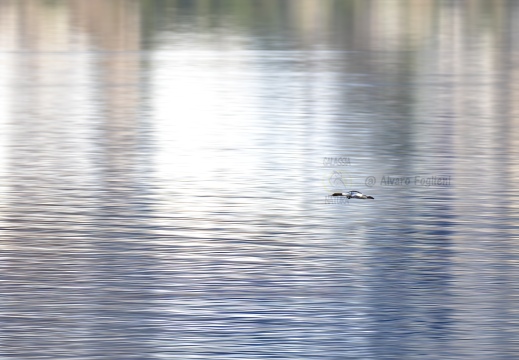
[1,1,519,359]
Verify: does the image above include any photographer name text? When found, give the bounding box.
[365,175,451,187]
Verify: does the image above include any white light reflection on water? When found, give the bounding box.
[147,47,374,357]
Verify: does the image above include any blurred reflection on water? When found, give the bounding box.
[1,0,519,359]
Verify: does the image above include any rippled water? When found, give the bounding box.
[1,1,519,359]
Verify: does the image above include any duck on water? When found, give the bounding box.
[332,191,374,199]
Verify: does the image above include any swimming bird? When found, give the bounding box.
[332,190,374,199]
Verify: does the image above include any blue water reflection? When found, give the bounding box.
[1,1,519,359]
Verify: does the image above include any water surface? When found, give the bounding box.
[1,1,519,359]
